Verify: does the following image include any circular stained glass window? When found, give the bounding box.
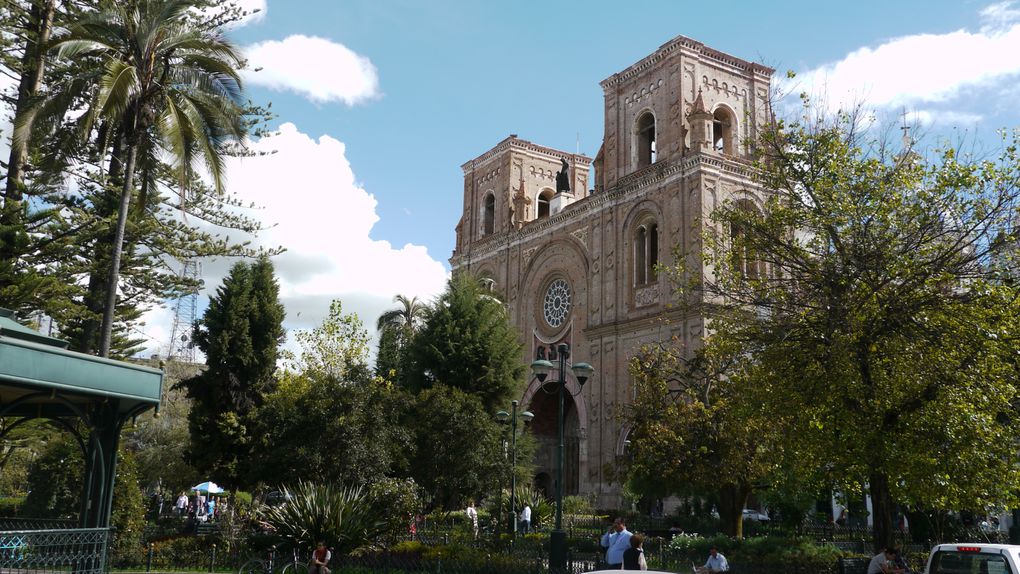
[543,279,571,328]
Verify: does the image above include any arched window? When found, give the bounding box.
[537,189,553,219]
[633,220,659,286]
[636,112,656,168]
[482,193,495,236]
[713,107,736,155]
[731,201,764,280]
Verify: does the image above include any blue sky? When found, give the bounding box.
[138,0,1020,355]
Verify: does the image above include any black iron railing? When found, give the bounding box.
[0,527,110,574]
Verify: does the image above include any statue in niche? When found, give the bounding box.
[555,158,571,194]
[536,346,546,360]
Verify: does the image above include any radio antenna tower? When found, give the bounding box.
[166,260,201,362]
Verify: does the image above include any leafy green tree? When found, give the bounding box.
[178,256,285,488]
[406,274,525,412]
[375,294,426,381]
[22,432,147,547]
[368,477,424,545]
[696,104,1020,550]
[253,371,412,488]
[22,432,84,519]
[625,337,777,538]
[410,384,505,509]
[290,299,371,381]
[123,360,203,494]
[254,300,411,486]
[109,449,146,567]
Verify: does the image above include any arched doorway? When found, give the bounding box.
[526,382,582,497]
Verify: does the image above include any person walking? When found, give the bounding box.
[600,517,633,570]
[175,493,188,518]
[466,500,479,539]
[622,534,648,570]
[520,504,532,533]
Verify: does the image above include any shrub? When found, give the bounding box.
[563,495,593,515]
[258,481,387,555]
[662,534,845,570]
[368,478,424,544]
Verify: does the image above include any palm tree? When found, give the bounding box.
[377,294,426,337]
[18,0,246,356]
[375,294,426,380]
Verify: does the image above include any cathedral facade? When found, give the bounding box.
[450,35,774,507]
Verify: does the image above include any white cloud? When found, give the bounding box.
[243,35,380,105]
[980,1,1020,30]
[909,109,983,127]
[141,122,448,359]
[786,2,1020,121]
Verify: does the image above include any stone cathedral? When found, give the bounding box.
[450,34,774,507]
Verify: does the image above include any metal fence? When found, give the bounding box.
[0,518,77,531]
[0,528,110,574]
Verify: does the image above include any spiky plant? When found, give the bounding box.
[258,481,387,555]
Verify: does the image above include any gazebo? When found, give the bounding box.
[0,308,163,573]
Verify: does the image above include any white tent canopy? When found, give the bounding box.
[191,481,224,494]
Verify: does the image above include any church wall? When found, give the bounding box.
[451,34,773,508]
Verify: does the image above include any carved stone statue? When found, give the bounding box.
[555,158,571,194]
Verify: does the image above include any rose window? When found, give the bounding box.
[543,279,571,328]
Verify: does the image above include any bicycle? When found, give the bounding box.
[238,546,309,574]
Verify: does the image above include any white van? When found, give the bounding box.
[927,544,1020,574]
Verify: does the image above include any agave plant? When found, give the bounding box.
[258,481,387,555]
[484,485,554,531]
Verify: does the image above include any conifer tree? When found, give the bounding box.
[178,256,285,488]
[405,273,524,413]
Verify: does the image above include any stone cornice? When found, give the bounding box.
[462,135,594,173]
[582,307,697,339]
[450,151,761,268]
[600,34,774,91]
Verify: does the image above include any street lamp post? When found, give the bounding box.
[497,400,533,537]
[531,343,593,572]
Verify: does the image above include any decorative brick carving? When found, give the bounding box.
[684,62,696,100]
[634,285,660,307]
[624,78,665,106]
[571,227,589,248]
[523,247,537,267]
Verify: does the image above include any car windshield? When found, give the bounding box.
[932,551,1013,574]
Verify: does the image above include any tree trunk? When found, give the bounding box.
[869,471,895,553]
[718,482,751,538]
[98,142,138,357]
[75,131,125,354]
[0,0,56,262]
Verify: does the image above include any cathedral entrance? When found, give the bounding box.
[526,382,581,498]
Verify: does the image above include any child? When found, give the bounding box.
[622,534,647,570]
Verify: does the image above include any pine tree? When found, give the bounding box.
[178,256,285,488]
[405,273,524,413]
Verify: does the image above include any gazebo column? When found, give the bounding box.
[80,399,122,529]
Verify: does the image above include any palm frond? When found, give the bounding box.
[97,58,139,122]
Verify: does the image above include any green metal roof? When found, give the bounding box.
[0,309,162,417]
